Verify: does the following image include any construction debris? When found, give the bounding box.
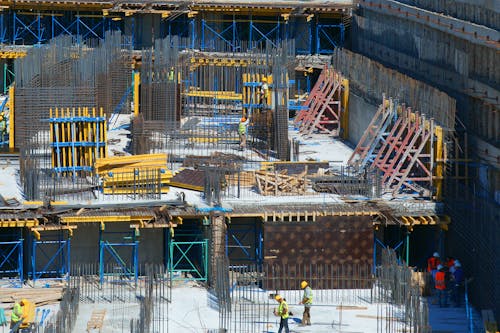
[255,169,308,195]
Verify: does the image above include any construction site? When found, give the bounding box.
[0,0,497,332]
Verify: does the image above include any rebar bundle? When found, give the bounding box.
[14,32,132,201]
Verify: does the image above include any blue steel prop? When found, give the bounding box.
[31,238,70,285]
[316,23,344,54]
[0,239,23,285]
[108,86,133,129]
[169,240,208,281]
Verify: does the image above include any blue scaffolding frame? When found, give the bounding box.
[30,235,70,285]
[99,229,139,284]
[0,238,23,286]
[168,240,208,281]
[166,221,208,281]
[1,10,122,45]
[316,23,344,54]
[225,220,262,265]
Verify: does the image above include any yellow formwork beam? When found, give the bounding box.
[60,215,154,224]
[133,71,140,117]
[31,225,77,239]
[341,78,349,140]
[0,50,27,59]
[95,153,167,169]
[184,90,242,100]
[0,218,39,227]
[434,125,444,201]
[102,187,170,194]
[8,85,14,149]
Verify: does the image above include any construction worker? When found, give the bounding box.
[260,77,269,108]
[451,261,464,307]
[299,280,312,326]
[434,265,447,307]
[10,299,25,332]
[445,256,455,272]
[0,111,6,141]
[427,252,441,280]
[168,66,175,81]
[273,295,289,333]
[238,116,250,151]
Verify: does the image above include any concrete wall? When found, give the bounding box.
[70,223,165,265]
[347,93,378,144]
[397,0,500,30]
[333,48,456,143]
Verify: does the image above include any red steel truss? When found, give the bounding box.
[348,98,438,198]
[347,96,396,170]
[295,66,344,136]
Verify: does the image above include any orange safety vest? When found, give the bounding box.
[435,271,446,290]
[427,257,440,272]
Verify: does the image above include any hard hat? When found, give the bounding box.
[274,294,282,301]
[241,117,246,122]
[262,77,267,82]
[20,298,28,305]
[437,264,443,270]
[300,281,308,289]
[433,252,439,257]
[454,262,461,268]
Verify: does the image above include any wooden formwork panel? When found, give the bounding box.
[263,216,373,289]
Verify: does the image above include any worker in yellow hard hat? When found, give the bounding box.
[0,111,6,141]
[299,280,313,326]
[260,76,269,108]
[238,115,250,151]
[273,294,289,333]
[10,299,26,332]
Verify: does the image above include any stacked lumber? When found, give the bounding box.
[255,169,307,195]
[0,287,63,310]
[95,153,173,195]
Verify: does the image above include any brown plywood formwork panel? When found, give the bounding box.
[263,216,373,289]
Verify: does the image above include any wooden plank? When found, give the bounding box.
[87,309,106,332]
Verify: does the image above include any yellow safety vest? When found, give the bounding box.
[303,286,313,305]
[278,301,289,319]
[11,303,22,323]
[238,121,247,135]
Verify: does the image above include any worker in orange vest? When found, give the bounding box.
[434,265,448,307]
[427,252,441,280]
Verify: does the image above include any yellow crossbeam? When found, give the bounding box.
[102,188,170,195]
[0,219,39,227]
[184,90,242,100]
[60,215,154,224]
[0,50,27,59]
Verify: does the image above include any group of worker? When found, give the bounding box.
[273,280,313,332]
[427,252,465,307]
